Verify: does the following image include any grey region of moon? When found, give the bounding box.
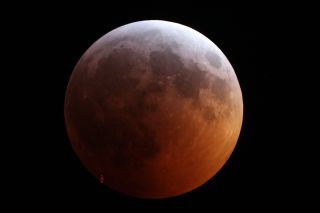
[64,20,243,199]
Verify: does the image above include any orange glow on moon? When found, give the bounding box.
[64,20,243,199]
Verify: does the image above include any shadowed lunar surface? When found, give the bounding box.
[64,20,243,199]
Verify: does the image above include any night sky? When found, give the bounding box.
[19,6,308,210]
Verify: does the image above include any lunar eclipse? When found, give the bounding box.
[64,20,243,199]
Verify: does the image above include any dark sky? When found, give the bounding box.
[18,6,309,210]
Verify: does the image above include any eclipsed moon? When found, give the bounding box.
[64,20,243,199]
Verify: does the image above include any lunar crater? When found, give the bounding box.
[205,50,222,69]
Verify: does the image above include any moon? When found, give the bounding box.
[64,20,243,199]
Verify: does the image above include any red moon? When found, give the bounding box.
[64,20,243,199]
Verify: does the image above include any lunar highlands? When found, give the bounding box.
[64,20,243,198]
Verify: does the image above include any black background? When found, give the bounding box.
[13,6,313,210]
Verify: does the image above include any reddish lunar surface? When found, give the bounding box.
[64,20,243,199]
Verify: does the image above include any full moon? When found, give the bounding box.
[64,20,243,199]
